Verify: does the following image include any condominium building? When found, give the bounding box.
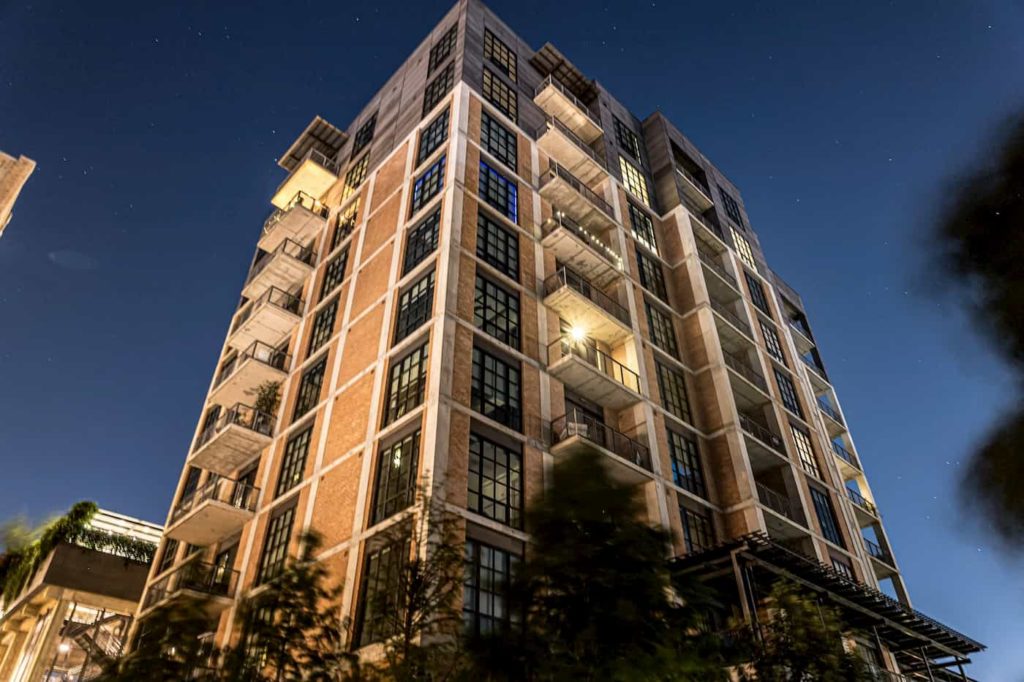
[138,0,982,678]
[0,151,36,239]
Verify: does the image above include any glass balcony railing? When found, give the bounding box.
[550,407,651,472]
[543,266,629,326]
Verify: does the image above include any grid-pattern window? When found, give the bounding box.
[411,155,446,216]
[333,200,358,250]
[774,368,804,418]
[417,108,450,166]
[156,538,178,575]
[403,209,440,275]
[423,63,455,116]
[760,320,787,366]
[468,433,522,528]
[308,298,338,355]
[483,29,517,82]
[479,161,517,222]
[371,430,420,524]
[256,505,295,584]
[745,272,771,316]
[668,430,705,498]
[342,154,369,202]
[731,228,757,272]
[321,247,349,300]
[464,540,517,636]
[646,301,679,358]
[482,69,517,121]
[481,111,517,170]
[276,426,312,497]
[718,185,744,227]
[428,24,457,73]
[471,346,521,431]
[351,112,377,156]
[382,344,429,426]
[619,155,650,206]
[636,250,668,301]
[180,467,201,502]
[476,212,518,279]
[475,275,520,349]
[628,201,657,254]
[810,487,844,548]
[393,271,435,344]
[791,423,821,479]
[681,507,714,554]
[831,557,855,580]
[357,541,407,646]
[657,361,692,424]
[294,356,327,419]
[614,117,643,162]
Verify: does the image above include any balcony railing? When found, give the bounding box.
[675,166,712,198]
[817,398,845,425]
[535,115,606,170]
[231,287,302,334]
[543,266,629,326]
[551,407,651,472]
[262,190,328,238]
[543,160,615,219]
[863,538,894,565]
[170,478,260,527]
[756,482,802,524]
[846,487,878,517]
[831,441,860,469]
[534,75,602,129]
[247,238,316,286]
[297,148,340,175]
[542,210,622,269]
[709,298,752,338]
[696,247,738,289]
[723,350,769,394]
[214,341,290,388]
[788,318,814,342]
[144,560,238,610]
[549,339,641,394]
[799,354,829,383]
[193,403,275,452]
[738,414,786,454]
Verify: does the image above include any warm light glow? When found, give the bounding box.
[569,326,587,343]
[57,643,70,654]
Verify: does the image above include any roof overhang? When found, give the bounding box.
[529,43,599,105]
[278,116,347,173]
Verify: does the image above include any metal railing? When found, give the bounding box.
[846,486,878,517]
[536,115,606,170]
[709,298,753,338]
[247,238,316,285]
[144,560,238,610]
[300,148,340,175]
[231,286,302,334]
[723,349,769,394]
[262,190,328,237]
[214,340,290,388]
[788,318,814,343]
[696,247,738,289]
[541,209,623,269]
[738,414,786,454]
[549,338,641,395]
[686,203,726,242]
[170,477,260,526]
[534,75,602,129]
[863,537,894,565]
[550,407,651,472]
[831,441,860,469]
[543,266,629,326]
[817,397,845,425]
[193,403,276,452]
[542,160,615,218]
[755,482,802,524]
[799,354,829,383]
[675,166,713,200]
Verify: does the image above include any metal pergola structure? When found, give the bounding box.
[277,116,348,173]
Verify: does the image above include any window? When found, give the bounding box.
[474,275,520,349]
[333,200,358,250]
[342,154,369,202]
[428,24,457,73]
[718,185,744,227]
[760,320,786,366]
[476,212,518,279]
[156,538,178,574]
[464,540,517,636]
[619,155,650,206]
[371,430,420,524]
[471,346,521,430]
[483,29,516,82]
[351,112,377,156]
[382,344,429,426]
[321,247,349,300]
[256,505,295,584]
[394,271,435,344]
[809,488,844,548]
[423,63,455,116]
[831,557,854,580]
[481,111,517,170]
[791,423,820,479]
[468,433,522,528]
[681,507,714,554]
[276,426,312,497]
[294,356,327,420]
[628,201,657,254]
[774,368,803,418]
[482,69,517,121]
[645,301,679,358]
[403,209,440,275]
[668,430,705,498]
[417,108,450,166]
[478,161,517,222]
[614,117,643,161]
[411,155,446,216]
[308,298,338,355]
[636,250,668,301]
[657,361,692,423]
[179,467,201,503]
[357,541,407,645]
[745,272,771,316]
[731,227,757,272]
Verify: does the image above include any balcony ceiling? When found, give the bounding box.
[278,116,347,172]
[529,43,599,104]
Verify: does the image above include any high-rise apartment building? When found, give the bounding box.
[138,1,982,677]
[0,151,36,239]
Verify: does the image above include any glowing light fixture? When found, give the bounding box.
[568,326,587,343]
[58,643,71,654]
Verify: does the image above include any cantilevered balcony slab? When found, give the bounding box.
[534,76,603,144]
[549,409,652,486]
[846,487,880,528]
[676,167,714,212]
[541,212,622,289]
[165,478,259,546]
[271,149,340,209]
[756,483,808,541]
[724,350,771,409]
[540,161,616,234]
[189,403,275,476]
[259,191,329,253]
[242,239,315,301]
[739,414,788,472]
[536,115,608,185]
[830,441,861,479]
[547,339,643,410]
[864,538,898,578]
[543,267,630,344]
[817,398,847,437]
[142,562,238,616]
[227,287,302,351]
[209,342,289,414]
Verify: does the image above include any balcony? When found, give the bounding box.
[550,408,652,485]
[675,167,714,211]
[242,238,315,301]
[227,287,302,351]
[696,246,740,301]
[688,208,727,246]
[817,397,846,436]
[259,190,329,254]
[271,148,340,210]
[547,338,643,409]
[142,560,238,615]
[800,354,831,391]
[543,266,630,345]
[540,210,622,288]
[846,486,879,526]
[539,161,617,233]
[533,75,603,144]
[190,403,275,476]
[209,341,290,409]
[756,482,806,538]
[863,537,897,575]
[831,440,862,478]
[166,478,259,546]
[788,319,815,354]
[536,115,608,185]
[739,413,788,471]
[723,349,771,407]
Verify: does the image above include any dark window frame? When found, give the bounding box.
[393,270,436,344]
[428,24,458,73]
[463,539,517,636]
[308,297,339,356]
[482,68,517,121]
[481,110,517,170]
[294,356,327,420]
[468,432,523,529]
[476,211,519,279]
[403,209,441,275]
[382,343,430,426]
[810,487,844,548]
[645,300,679,358]
[276,426,312,497]
[774,368,804,418]
[256,504,296,585]
[474,275,520,350]
[411,155,446,216]
[371,430,421,524]
[478,161,518,223]
[423,62,455,116]
[417,107,450,166]
[668,430,706,498]
[471,346,522,431]
[636,249,668,301]
[657,361,692,424]
[681,506,715,554]
[483,29,517,82]
[351,112,378,156]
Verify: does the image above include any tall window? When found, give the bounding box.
[464,540,517,636]
[423,63,455,116]
[628,201,657,254]
[476,212,518,279]
[614,117,643,162]
[479,161,517,222]
[156,538,179,575]
[645,301,679,358]
[483,29,517,82]
[791,423,820,479]
[357,541,407,645]
[760,320,786,366]
[342,154,369,202]
[308,298,338,355]
[179,467,201,503]
[657,361,692,423]
[382,344,429,426]
[482,69,517,121]
[333,200,358,250]
[718,185,744,227]
[481,111,517,170]
[417,108,450,166]
[809,488,844,548]
[831,557,855,580]
[256,505,295,584]
[411,155,446,216]
[351,112,377,156]
[731,228,757,272]
[636,250,668,301]
[403,209,440,275]
[619,155,650,206]
[321,247,349,300]
[294,356,327,420]
[474,275,520,349]
[745,272,771,316]
[393,271,435,344]
[774,368,803,418]
[371,430,420,524]
[276,426,312,497]
[428,24,457,73]
[471,346,521,431]
[668,430,705,498]
[468,433,522,528]
[681,507,714,554]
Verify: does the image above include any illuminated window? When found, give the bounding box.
[483,29,516,82]
[482,69,517,121]
[479,161,517,223]
[332,200,358,250]
[428,24,458,73]
[791,423,820,479]
[619,155,650,206]
[342,154,369,202]
[423,63,454,116]
[417,108,450,166]
[614,117,643,162]
[475,275,520,349]
[718,185,744,227]
[320,247,348,300]
[411,155,446,216]
[403,209,440,274]
[468,433,522,528]
[481,111,517,170]
[668,430,705,498]
[731,227,757,272]
[371,430,420,524]
[351,112,377,156]
[628,201,657,254]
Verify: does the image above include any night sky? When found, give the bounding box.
[2,0,1022,677]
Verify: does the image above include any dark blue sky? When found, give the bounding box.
[2,0,1021,676]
